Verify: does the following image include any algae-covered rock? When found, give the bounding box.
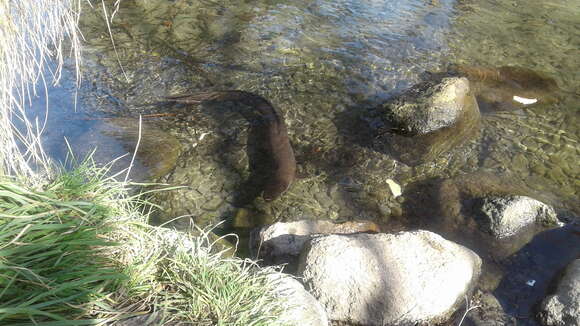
[452,65,561,111]
[375,77,481,165]
[384,77,473,135]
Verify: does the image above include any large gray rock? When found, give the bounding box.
[252,220,380,265]
[298,231,482,326]
[474,195,559,238]
[538,259,580,326]
[269,274,329,326]
[385,77,472,135]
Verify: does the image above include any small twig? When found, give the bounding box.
[457,296,481,326]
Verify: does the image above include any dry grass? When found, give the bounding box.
[0,0,83,183]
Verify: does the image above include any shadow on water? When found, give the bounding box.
[494,223,580,326]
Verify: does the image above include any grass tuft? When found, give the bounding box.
[0,162,127,325]
[108,222,291,326]
[1,158,292,325]
[0,0,82,182]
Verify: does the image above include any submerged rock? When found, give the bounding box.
[298,231,481,326]
[422,172,563,259]
[451,65,561,111]
[473,195,560,239]
[375,76,481,165]
[69,118,181,182]
[538,259,580,326]
[252,219,380,265]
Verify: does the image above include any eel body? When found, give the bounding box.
[165,90,296,201]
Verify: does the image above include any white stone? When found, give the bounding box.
[269,274,329,326]
[298,231,481,326]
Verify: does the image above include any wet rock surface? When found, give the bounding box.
[373,76,481,166]
[383,77,473,135]
[251,219,380,266]
[473,195,559,239]
[538,259,580,326]
[297,231,481,326]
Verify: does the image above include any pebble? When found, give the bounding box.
[378,204,391,218]
[202,196,223,211]
[391,205,403,217]
[531,164,546,175]
[511,153,528,173]
[231,208,252,228]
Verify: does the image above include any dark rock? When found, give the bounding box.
[538,259,580,326]
[384,77,473,135]
[375,77,481,165]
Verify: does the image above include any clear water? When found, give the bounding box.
[28,1,580,323]
[66,0,578,213]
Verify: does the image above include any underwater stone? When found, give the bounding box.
[202,196,223,211]
[511,153,528,174]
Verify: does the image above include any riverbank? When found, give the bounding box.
[0,159,291,325]
[0,1,290,324]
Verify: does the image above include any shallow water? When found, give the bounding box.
[27,0,580,324]
[72,0,578,207]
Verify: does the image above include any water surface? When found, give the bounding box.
[28,1,580,323]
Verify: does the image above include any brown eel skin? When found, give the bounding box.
[165,90,296,201]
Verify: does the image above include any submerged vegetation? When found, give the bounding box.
[0,1,289,325]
